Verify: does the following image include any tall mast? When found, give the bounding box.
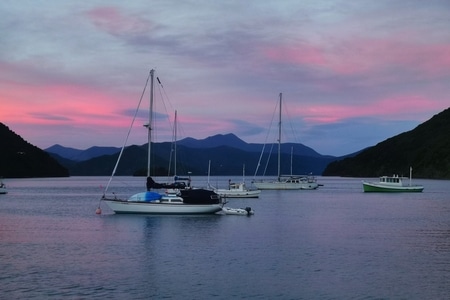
[146,69,155,177]
[174,110,177,176]
[290,146,293,175]
[277,93,282,181]
[409,166,412,186]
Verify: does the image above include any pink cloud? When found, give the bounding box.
[0,80,132,129]
[328,37,450,77]
[85,6,153,37]
[303,94,438,124]
[260,37,450,78]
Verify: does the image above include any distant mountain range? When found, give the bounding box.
[45,133,344,176]
[323,107,450,179]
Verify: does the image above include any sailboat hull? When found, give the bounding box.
[215,189,261,198]
[103,199,223,214]
[253,180,318,190]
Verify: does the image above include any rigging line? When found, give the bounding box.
[253,97,279,178]
[153,73,176,147]
[154,72,175,124]
[166,111,176,181]
[101,70,151,198]
[154,73,188,176]
[262,142,275,177]
[154,74,176,182]
[156,81,172,131]
[156,73,176,113]
[283,100,301,144]
[146,74,170,178]
[155,72,188,142]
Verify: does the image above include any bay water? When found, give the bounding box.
[1,176,450,299]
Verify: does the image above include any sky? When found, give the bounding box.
[1,0,449,156]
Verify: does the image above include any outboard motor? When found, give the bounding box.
[245,207,252,215]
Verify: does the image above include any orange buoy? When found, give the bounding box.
[95,207,102,215]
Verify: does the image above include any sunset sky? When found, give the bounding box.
[1,1,449,156]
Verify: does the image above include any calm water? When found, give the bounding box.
[1,176,450,299]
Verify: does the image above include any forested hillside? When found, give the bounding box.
[0,123,69,178]
[323,108,450,179]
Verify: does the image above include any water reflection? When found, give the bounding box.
[2,176,450,299]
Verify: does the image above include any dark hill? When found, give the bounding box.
[323,107,450,179]
[0,123,69,178]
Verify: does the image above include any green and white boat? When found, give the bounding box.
[362,167,424,193]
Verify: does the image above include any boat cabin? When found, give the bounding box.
[379,175,402,185]
[281,175,317,184]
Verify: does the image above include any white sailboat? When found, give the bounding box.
[100,69,223,214]
[252,93,319,190]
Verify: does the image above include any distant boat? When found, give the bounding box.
[0,179,7,194]
[214,181,261,198]
[211,165,261,198]
[100,69,223,214]
[252,93,319,190]
[362,167,424,192]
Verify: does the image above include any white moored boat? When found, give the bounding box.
[362,167,424,193]
[212,166,261,198]
[214,181,261,198]
[99,69,223,215]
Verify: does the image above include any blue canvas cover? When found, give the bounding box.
[144,191,162,201]
[128,191,163,202]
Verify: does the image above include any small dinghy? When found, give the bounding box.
[222,206,254,216]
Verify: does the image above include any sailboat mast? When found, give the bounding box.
[409,166,412,186]
[277,93,282,181]
[147,69,155,177]
[174,110,177,176]
[290,146,293,175]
